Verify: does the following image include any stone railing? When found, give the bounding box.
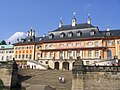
[0,63,12,69]
[84,66,120,72]
[72,65,120,75]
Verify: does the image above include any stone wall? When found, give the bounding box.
[72,72,120,90]
[84,72,120,90]
[72,58,120,90]
[0,62,18,88]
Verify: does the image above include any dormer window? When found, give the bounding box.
[28,38,32,42]
[49,34,54,39]
[60,32,65,38]
[90,30,95,35]
[106,31,111,36]
[77,31,82,36]
[68,32,73,37]
[21,39,25,42]
[39,38,42,41]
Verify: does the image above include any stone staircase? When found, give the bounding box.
[18,69,72,90]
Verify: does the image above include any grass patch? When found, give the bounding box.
[0,79,4,86]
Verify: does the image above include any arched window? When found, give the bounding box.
[90,30,95,35]
[60,32,65,38]
[77,31,82,36]
[68,32,73,37]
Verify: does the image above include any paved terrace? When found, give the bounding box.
[18,69,72,90]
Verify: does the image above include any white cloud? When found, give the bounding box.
[6,32,27,44]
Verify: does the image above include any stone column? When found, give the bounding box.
[69,62,73,70]
[71,57,84,90]
[59,61,63,70]
[72,75,84,90]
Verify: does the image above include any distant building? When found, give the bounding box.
[13,28,41,65]
[0,45,14,61]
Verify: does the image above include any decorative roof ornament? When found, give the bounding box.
[59,18,62,28]
[87,13,91,24]
[72,12,76,26]
[73,12,76,17]
[107,25,110,31]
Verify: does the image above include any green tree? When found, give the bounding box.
[0,40,7,45]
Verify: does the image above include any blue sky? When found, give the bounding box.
[0,0,120,42]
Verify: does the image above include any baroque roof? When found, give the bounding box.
[14,23,120,45]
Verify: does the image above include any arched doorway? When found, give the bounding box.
[107,50,112,59]
[54,62,59,70]
[63,62,69,70]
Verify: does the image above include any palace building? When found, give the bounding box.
[14,15,120,70]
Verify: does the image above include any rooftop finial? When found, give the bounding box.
[107,25,110,31]
[73,12,76,17]
[60,17,62,21]
[87,13,91,24]
[72,12,76,26]
[30,26,33,30]
[59,18,62,28]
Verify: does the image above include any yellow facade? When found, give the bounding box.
[14,44,35,64]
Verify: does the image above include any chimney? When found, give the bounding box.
[27,31,30,36]
[32,30,35,36]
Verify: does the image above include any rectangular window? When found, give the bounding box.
[30,50,32,53]
[19,55,21,58]
[29,54,32,59]
[68,50,72,59]
[60,51,63,59]
[19,50,21,53]
[22,54,24,59]
[15,55,17,58]
[95,50,99,58]
[88,50,92,58]
[26,54,28,58]
[76,50,80,58]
